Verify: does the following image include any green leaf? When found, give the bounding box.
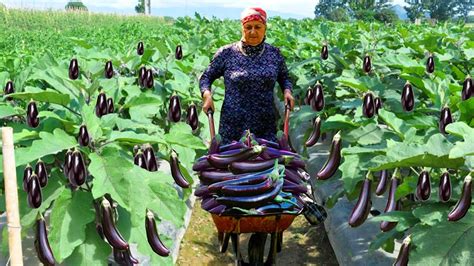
[65,223,112,266]
[339,155,363,192]
[321,114,358,131]
[0,128,76,173]
[369,211,419,231]
[0,104,18,118]
[377,109,410,140]
[81,103,103,141]
[445,122,474,138]
[108,131,166,145]
[410,209,474,266]
[345,123,384,145]
[164,122,206,150]
[412,203,448,226]
[49,190,95,262]
[6,90,70,106]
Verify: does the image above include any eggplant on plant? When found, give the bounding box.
[348,176,372,227]
[426,53,435,73]
[401,81,415,112]
[186,103,199,131]
[375,170,389,196]
[35,214,56,266]
[138,66,147,87]
[143,144,158,172]
[438,106,453,134]
[137,41,144,55]
[448,174,472,222]
[78,125,90,147]
[4,80,14,100]
[101,199,129,250]
[71,150,87,186]
[305,116,321,147]
[311,81,324,112]
[69,58,79,80]
[27,100,39,128]
[35,159,48,188]
[462,75,473,101]
[23,164,33,191]
[321,42,328,60]
[381,173,400,232]
[175,44,183,60]
[304,87,314,105]
[145,209,170,257]
[316,132,341,180]
[95,91,107,117]
[170,149,190,188]
[104,60,114,79]
[416,170,431,201]
[134,150,147,170]
[362,92,375,118]
[168,94,181,122]
[145,69,154,89]
[363,54,371,73]
[439,172,451,202]
[374,97,383,114]
[27,173,42,209]
[107,98,114,114]
[394,235,411,266]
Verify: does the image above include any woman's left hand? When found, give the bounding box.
[284,89,294,110]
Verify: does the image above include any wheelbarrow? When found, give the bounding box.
[202,102,326,265]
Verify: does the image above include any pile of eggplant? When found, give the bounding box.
[193,131,311,216]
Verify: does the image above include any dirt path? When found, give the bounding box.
[177,203,338,265]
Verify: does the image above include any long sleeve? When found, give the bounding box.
[199,47,226,97]
[276,49,293,93]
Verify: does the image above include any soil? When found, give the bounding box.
[177,203,338,266]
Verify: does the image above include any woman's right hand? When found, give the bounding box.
[202,90,215,113]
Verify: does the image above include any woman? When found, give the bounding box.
[199,7,294,145]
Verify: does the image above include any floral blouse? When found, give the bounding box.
[199,40,293,144]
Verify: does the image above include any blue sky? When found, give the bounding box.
[2,0,409,18]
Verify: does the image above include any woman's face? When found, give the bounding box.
[242,21,266,46]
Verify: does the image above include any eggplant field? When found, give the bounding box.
[1,7,474,266]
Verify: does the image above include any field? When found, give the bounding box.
[1,8,474,266]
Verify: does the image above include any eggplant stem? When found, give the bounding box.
[410,167,420,176]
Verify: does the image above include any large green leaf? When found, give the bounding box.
[377,109,410,140]
[0,104,19,118]
[410,209,474,266]
[64,223,112,266]
[164,122,206,150]
[6,89,70,106]
[0,128,76,173]
[49,190,95,263]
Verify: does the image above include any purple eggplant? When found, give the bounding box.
[260,146,300,159]
[137,41,144,56]
[305,117,321,147]
[78,125,90,147]
[394,236,411,266]
[104,60,114,79]
[35,160,48,188]
[426,53,434,74]
[168,94,181,122]
[374,97,383,114]
[362,92,375,118]
[194,185,211,197]
[208,135,221,155]
[71,150,87,186]
[69,58,79,80]
[284,168,304,184]
[134,150,147,169]
[207,146,261,169]
[192,158,213,172]
[304,87,314,105]
[321,43,328,60]
[23,164,33,191]
[201,197,221,210]
[64,149,73,179]
[311,82,325,112]
[221,177,273,197]
[198,170,238,185]
[439,172,451,202]
[439,106,453,135]
[363,54,371,73]
[145,209,170,256]
[416,171,431,201]
[4,80,14,101]
[186,103,199,131]
[143,144,158,172]
[448,175,472,222]
[27,100,39,128]
[107,98,114,114]
[208,205,226,214]
[375,170,389,196]
[145,69,154,89]
[27,174,42,209]
[95,92,107,117]
[170,149,190,188]
[101,199,129,250]
[216,179,284,209]
[381,177,400,232]
[282,179,307,194]
[348,178,372,227]
[35,214,56,266]
[208,167,275,192]
[462,75,473,101]
[175,45,183,60]
[316,132,341,180]
[138,66,147,87]
[401,81,415,112]
[255,138,280,149]
[229,159,276,174]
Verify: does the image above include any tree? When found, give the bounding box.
[374,8,399,23]
[314,0,345,18]
[404,0,474,22]
[314,0,394,21]
[65,1,88,11]
[135,0,145,14]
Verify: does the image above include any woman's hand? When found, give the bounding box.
[284,89,294,110]
[202,90,215,113]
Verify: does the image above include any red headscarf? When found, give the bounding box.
[240,7,267,25]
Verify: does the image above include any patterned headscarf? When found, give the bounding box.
[240,7,267,25]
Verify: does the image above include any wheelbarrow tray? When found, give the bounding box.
[211,212,300,234]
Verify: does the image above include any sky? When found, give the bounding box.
[2,0,409,18]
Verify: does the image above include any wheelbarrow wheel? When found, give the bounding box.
[265,233,278,266]
[248,233,267,266]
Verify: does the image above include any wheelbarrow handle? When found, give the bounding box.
[207,108,216,139]
[283,99,291,136]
